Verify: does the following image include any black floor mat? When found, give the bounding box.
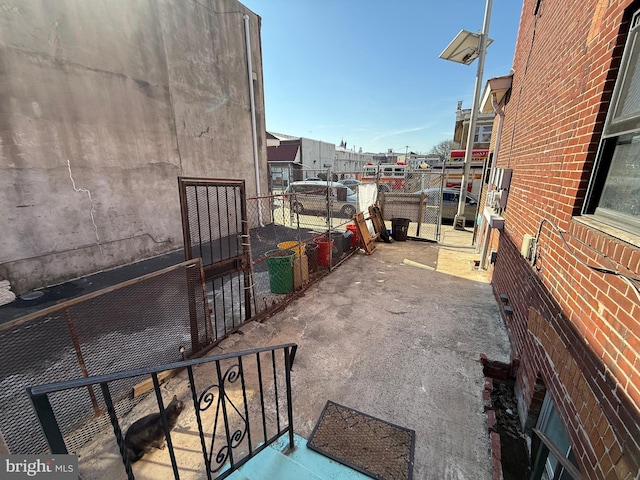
[307,400,415,480]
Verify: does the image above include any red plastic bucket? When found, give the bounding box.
[346,224,359,248]
[313,237,334,266]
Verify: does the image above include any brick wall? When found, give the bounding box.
[492,233,639,479]
[489,1,640,477]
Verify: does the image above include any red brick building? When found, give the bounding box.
[484,0,640,478]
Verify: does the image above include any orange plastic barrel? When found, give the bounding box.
[346,224,359,248]
[313,237,334,266]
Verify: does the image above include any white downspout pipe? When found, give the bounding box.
[243,14,264,226]
[479,92,505,269]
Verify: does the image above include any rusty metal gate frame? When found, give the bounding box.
[178,177,256,345]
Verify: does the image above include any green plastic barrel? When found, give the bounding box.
[265,249,295,294]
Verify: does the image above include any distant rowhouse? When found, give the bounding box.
[266,133,374,187]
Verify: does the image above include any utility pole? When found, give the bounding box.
[453,0,493,230]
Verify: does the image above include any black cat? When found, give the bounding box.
[124,395,184,463]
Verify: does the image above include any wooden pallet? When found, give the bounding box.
[353,212,379,254]
[369,205,392,243]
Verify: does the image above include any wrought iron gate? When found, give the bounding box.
[178,178,255,344]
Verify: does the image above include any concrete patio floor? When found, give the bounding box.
[207,226,512,480]
[12,225,512,479]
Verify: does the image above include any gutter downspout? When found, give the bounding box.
[243,14,264,226]
[480,92,504,269]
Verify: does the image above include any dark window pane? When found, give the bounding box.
[614,28,640,120]
[607,18,640,135]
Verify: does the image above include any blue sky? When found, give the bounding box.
[242,0,523,154]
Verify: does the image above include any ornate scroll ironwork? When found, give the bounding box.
[198,362,248,474]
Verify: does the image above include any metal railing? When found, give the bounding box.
[27,344,298,480]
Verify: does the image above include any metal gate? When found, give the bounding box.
[379,170,444,242]
[178,178,255,344]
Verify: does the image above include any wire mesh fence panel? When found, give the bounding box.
[0,260,210,454]
[246,169,364,317]
[379,170,444,242]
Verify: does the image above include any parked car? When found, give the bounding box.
[343,179,389,192]
[284,181,358,217]
[337,179,361,189]
[413,187,478,223]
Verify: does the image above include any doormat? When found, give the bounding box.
[307,400,415,480]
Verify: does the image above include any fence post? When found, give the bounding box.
[186,263,202,353]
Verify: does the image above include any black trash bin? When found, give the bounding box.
[391,218,410,241]
[343,231,354,251]
[331,232,344,257]
[305,241,319,272]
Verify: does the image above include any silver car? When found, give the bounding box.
[413,187,478,223]
[284,181,358,217]
[337,179,361,189]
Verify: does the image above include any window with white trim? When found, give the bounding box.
[584,8,640,235]
[474,125,492,143]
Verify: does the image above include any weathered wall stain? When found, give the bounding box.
[0,0,267,294]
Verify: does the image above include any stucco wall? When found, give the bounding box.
[299,137,335,171]
[0,0,267,294]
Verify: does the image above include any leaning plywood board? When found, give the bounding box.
[368,205,385,236]
[354,212,378,254]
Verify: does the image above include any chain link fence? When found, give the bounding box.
[4,167,445,456]
[0,260,211,454]
[248,168,363,317]
[266,164,446,244]
[378,169,445,242]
